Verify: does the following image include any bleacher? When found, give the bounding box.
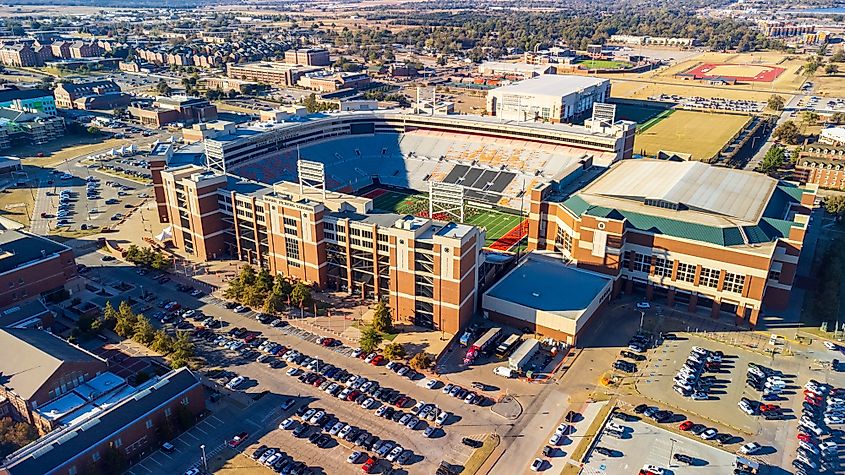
[230,129,607,212]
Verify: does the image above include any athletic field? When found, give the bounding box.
[634,110,750,161]
[364,188,525,248]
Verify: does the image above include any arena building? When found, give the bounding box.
[486,75,611,123]
[526,160,815,326]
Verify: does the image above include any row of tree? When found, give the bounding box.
[357,301,433,370]
[124,245,172,271]
[808,234,845,326]
[223,264,313,315]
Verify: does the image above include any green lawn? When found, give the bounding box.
[578,59,632,70]
[369,189,523,246]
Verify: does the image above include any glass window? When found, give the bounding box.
[723,272,744,293]
[700,267,720,288]
[633,253,651,274]
[652,257,673,277]
[676,262,695,283]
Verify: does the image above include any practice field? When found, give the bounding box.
[634,110,749,161]
[610,80,782,102]
[365,188,525,248]
[680,63,785,82]
[610,100,675,128]
[578,59,632,70]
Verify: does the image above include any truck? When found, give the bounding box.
[495,334,521,358]
[464,327,502,364]
[509,339,540,372]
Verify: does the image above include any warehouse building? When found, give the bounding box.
[486,74,611,123]
[527,160,815,326]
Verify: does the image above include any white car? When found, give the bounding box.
[738,442,762,455]
[700,428,718,440]
[641,465,664,475]
[308,410,325,424]
[411,401,425,415]
[351,348,363,358]
[738,400,756,415]
[362,398,376,409]
[555,423,570,435]
[549,433,562,445]
[690,392,708,400]
[425,379,438,389]
[824,415,844,425]
[387,445,404,462]
[286,367,300,377]
[279,418,295,430]
[824,341,839,351]
[258,448,276,464]
[530,459,544,472]
[436,411,450,425]
[347,451,363,464]
[225,376,245,390]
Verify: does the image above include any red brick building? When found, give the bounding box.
[0,230,79,307]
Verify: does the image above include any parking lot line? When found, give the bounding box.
[146,457,163,467]
[180,431,200,442]
[193,425,209,435]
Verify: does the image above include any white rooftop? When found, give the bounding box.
[580,160,777,225]
[821,126,845,143]
[490,74,609,97]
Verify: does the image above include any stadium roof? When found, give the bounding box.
[489,74,608,97]
[560,160,805,247]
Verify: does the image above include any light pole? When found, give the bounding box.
[639,310,645,332]
[200,444,207,472]
[668,438,677,467]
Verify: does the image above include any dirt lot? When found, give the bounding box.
[634,110,749,160]
[0,186,35,226]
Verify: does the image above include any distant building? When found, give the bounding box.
[0,367,205,475]
[0,108,65,145]
[0,328,108,430]
[486,74,611,123]
[477,62,556,79]
[128,96,217,128]
[53,80,130,110]
[0,87,56,115]
[608,35,696,46]
[0,300,52,329]
[820,126,845,147]
[794,144,845,190]
[297,71,370,93]
[284,47,330,66]
[0,44,42,67]
[199,77,259,94]
[181,120,237,143]
[227,61,323,87]
[68,40,103,59]
[759,21,816,38]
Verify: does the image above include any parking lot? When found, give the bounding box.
[583,415,739,475]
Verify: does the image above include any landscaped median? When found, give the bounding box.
[461,433,500,475]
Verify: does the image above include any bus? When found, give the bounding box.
[464,327,502,364]
[495,334,521,358]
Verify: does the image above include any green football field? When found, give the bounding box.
[370,189,523,246]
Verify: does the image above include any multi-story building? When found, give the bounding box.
[0,43,42,67]
[227,61,323,87]
[608,35,697,46]
[478,62,556,79]
[128,96,217,128]
[820,126,845,147]
[759,21,816,38]
[284,47,331,66]
[297,71,371,93]
[0,367,205,475]
[0,328,108,429]
[486,74,611,123]
[50,40,71,59]
[0,230,79,307]
[0,108,65,145]
[0,87,56,115]
[158,165,484,333]
[793,143,845,190]
[527,160,815,326]
[68,40,103,59]
[53,80,130,110]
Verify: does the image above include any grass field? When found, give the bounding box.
[611,100,674,124]
[610,79,784,102]
[578,59,632,70]
[634,110,750,161]
[370,189,523,247]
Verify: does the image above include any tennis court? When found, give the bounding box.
[366,188,525,247]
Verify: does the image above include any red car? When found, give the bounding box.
[797,432,814,443]
[228,432,249,447]
[679,421,694,431]
[371,355,384,366]
[312,376,324,387]
[394,396,408,407]
[321,337,334,346]
[243,333,256,343]
[805,397,822,406]
[347,390,361,401]
[361,457,377,473]
[759,404,780,413]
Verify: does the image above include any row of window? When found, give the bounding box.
[623,251,745,294]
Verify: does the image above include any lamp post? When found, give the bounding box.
[639,310,645,331]
[668,438,677,467]
[200,444,207,472]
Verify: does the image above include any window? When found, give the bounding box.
[92,452,100,462]
[723,272,744,293]
[378,243,389,253]
[113,438,122,448]
[283,217,297,227]
[164,407,172,417]
[285,238,300,264]
[324,232,336,241]
[700,267,720,288]
[284,226,297,236]
[146,419,153,429]
[676,262,695,283]
[69,467,78,475]
[181,396,189,406]
[324,222,335,231]
[555,228,572,254]
[652,257,673,277]
[632,253,651,274]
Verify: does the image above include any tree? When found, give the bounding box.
[0,418,37,458]
[409,352,433,370]
[303,93,320,113]
[831,112,845,125]
[767,95,784,111]
[825,196,845,220]
[290,281,312,308]
[371,301,393,333]
[805,58,821,76]
[132,315,155,345]
[773,120,801,145]
[383,342,406,361]
[436,55,447,66]
[156,79,172,96]
[832,50,845,63]
[86,126,101,135]
[801,111,820,133]
[359,325,383,353]
[759,145,785,175]
[150,329,174,354]
[826,64,840,76]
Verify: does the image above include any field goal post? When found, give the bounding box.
[297,159,326,200]
[429,181,465,222]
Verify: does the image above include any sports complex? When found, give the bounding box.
[677,63,786,83]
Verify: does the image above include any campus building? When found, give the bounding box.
[127,96,217,128]
[0,368,205,475]
[53,80,131,110]
[0,87,56,115]
[0,230,79,308]
[486,74,611,123]
[297,71,371,93]
[0,43,43,67]
[226,61,323,87]
[158,165,484,333]
[526,160,815,326]
[793,143,845,190]
[284,48,331,66]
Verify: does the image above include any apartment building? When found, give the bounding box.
[0,43,42,67]
[284,47,331,66]
[53,80,129,110]
[527,160,815,326]
[793,143,845,190]
[227,61,323,87]
[158,165,484,333]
